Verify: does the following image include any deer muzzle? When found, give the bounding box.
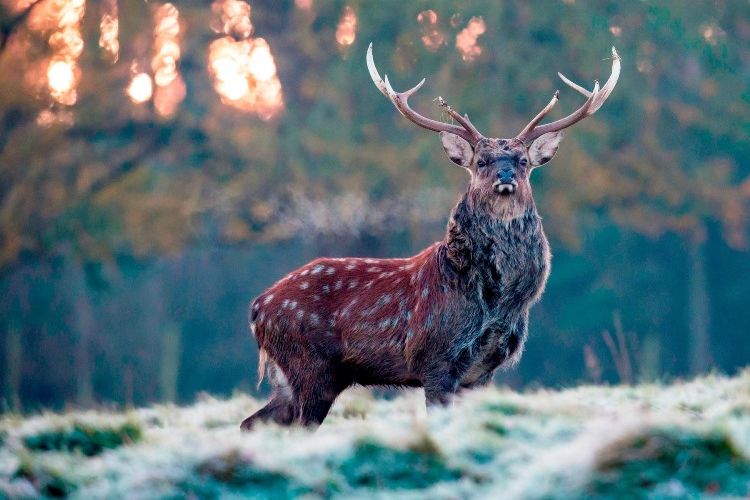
[494,181,517,195]
[494,167,517,194]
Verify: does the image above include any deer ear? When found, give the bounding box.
[440,132,473,168]
[528,131,564,167]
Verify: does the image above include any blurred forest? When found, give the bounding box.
[0,0,749,411]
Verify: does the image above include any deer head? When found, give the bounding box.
[367,44,620,218]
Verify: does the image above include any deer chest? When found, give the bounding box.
[458,227,549,384]
[481,226,550,312]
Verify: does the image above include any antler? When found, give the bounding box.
[367,43,485,146]
[515,47,621,145]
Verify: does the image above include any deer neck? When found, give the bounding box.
[440,191,547,293]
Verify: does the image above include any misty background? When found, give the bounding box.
[1,0,749,411]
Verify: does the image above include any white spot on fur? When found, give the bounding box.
[263,294,274,305]
[422,287,429,298]
[341,298,358,318]
[282,299,290,308]
[310,313,320,325]
[322,285,330,294]
[348,279,358,289]
[345,263,356,270]
[364,259,378,264]
[311,264,324,274]
[301,269,309,276]
[289,301,297,309]
[378,318,397,330]
[335,279,343,290]
[296,309,304,320]
[325,266,336,275]
[367,266,382,273]
[300,281,309,290]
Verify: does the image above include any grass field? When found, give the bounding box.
[1,371,749,498]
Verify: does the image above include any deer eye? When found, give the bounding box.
[477,159,486,168]
[519,158,528,167]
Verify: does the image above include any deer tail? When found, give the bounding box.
[256,348,269,389]
[249,297,269,389]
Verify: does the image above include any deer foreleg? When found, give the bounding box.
[422,346,473,408]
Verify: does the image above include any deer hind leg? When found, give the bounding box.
[240,393,296,431]
[291,361,348,428]
[240,362,297,431]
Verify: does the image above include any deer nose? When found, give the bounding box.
[497,167,515,184]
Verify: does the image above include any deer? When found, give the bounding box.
[241,44,620,430]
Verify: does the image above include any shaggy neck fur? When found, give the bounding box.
[440,188,550,315]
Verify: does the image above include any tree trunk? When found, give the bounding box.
[3,265,29,413]
[159,323,181,403]
[4,320,22,412]
[68,258,95,407]
[687,240,711,374]
[638,334,661,382]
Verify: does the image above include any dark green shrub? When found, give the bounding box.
[181,450,308,499]
[15,459,76,498]
[23,421,141,456]
[338,440,461,490]
[480,401,527,416]
[588,428,750,497]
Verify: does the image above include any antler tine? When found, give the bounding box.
[558,47,621,113]
[517,81,598,145]
[516,47,620,145]
[367,43,484,145]
[436,97,484,140]
[558,72,592,97]
[517,90,560,140]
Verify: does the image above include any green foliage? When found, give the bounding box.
[589,428,750,497]
[480,400,528,416]
[182,450,308,499]
[14,458,76,498]
[337,439,461,490]
[22,421,141,457]
[2,0,749,265]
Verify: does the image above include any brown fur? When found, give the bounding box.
[240,134,559,430]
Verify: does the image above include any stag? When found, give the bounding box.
[241,44,620,429]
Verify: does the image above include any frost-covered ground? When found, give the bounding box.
[1,371,749,499]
